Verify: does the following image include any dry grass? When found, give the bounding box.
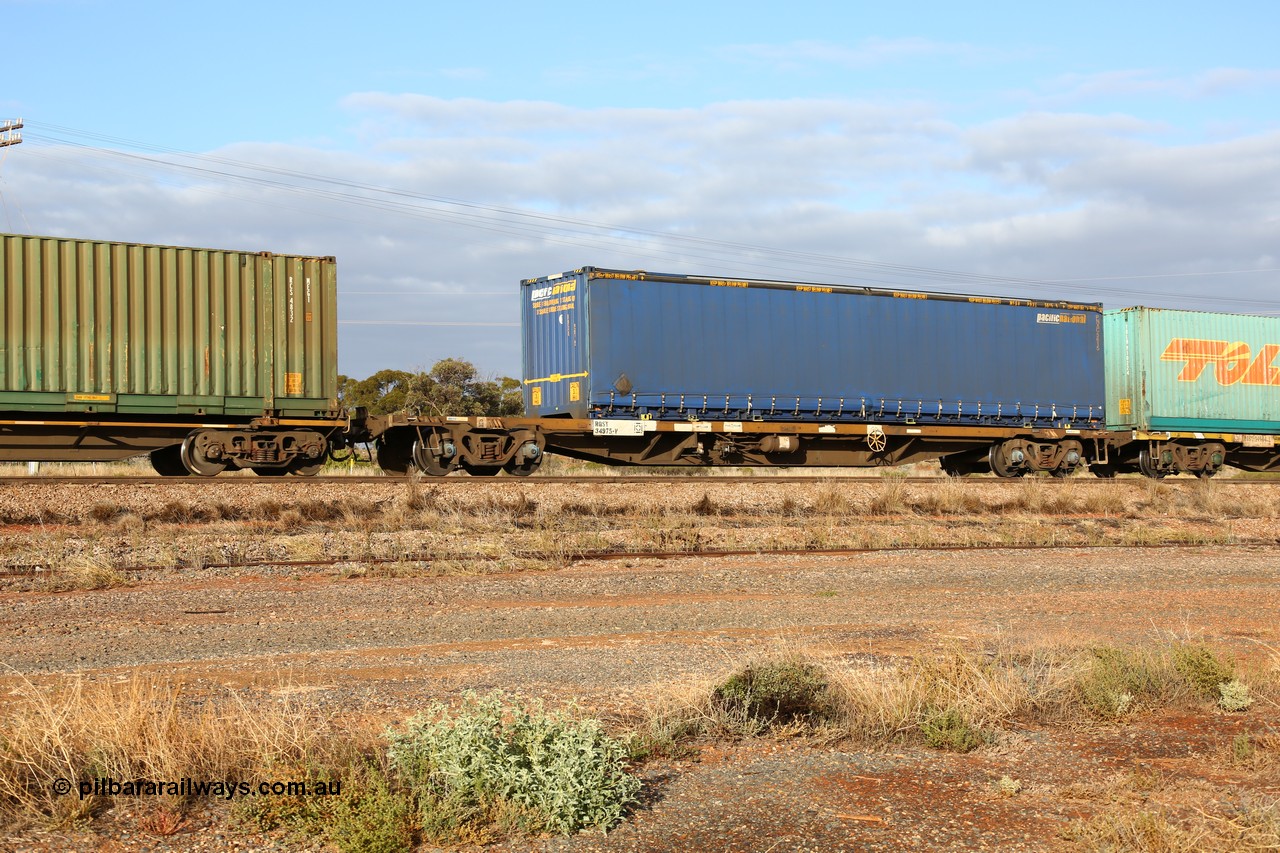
[827,645,1073,745]
[0,673,368,828]
[42,558,131,592]
[1,636,1275,844]
[1061,784,1280,852]
[0,673,639,847]
[3,479,1279,580]
[633,639,1279,755]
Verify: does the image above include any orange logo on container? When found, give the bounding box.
[1160,338,1280,386]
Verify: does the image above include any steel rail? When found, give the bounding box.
[3,475,1280,486]
[2,540,1275,580]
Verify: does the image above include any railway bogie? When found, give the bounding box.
[161,427,332,477]
[1102,434,1258,479]
[374,416,546,478]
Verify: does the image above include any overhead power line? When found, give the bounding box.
[12,121,1280,311]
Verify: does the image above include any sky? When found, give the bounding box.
[3,0,1279,379]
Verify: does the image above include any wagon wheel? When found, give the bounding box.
[291,460,325,477]
[1090,463,1118,479]
[865,428,887,453]
[149,444,191,477]
[180,433,228,477]
[1137,448,1166,480]
[375,436,413,476]
[988,444,1026,479]
[502,435,545,478]
[412,438,458,477]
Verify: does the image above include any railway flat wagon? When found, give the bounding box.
[506,267,1111,476]
[1103,306,1280,476]
[0,232,360,475]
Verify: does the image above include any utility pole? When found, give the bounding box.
[0,118,22,148]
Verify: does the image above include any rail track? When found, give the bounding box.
[1,539,1273,580]
[3,474,1280,486]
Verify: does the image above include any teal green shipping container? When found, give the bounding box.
[0,233,339,417]
[1105,307,1280,434]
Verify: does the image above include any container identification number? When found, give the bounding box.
[592,420,657,436]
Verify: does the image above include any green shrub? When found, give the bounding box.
[236,760,413,853]
[328,767,415,853]
[712,659,830,728]
[1076,646,1165,718]
[1219,679,1253,712]
[1232,734,1256,765]
[1172,644,1235,699]
[386,692,639,839]
[919,707,984,753]
[995,775,1023,797]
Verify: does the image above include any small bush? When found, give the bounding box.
[152,500,208,524]
[916,481,986,516]
[561,500,619,518]
[1172,644,1235,699]
[995,775,1023,797]
[243,759,416,853]
[386,692,639,839]
[253,500,284,521]
[1076,646,1168,718]
[691,493,718,516]
[712,659,830,728]
[297,500,348,522]
[1063,808,1191,850]
[868,479,908,515]
[328,766,416,853]
[811,486,851,516]
[1219,679,1253,712]
[1232,734,1256,765]
[44,559,130,592]
[87,503,122,523]
[200,502,234,521]
[919,707,983,753]
[400,480,434,513]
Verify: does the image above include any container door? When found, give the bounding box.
[521,273,588,417]
[1104,309,1143,430]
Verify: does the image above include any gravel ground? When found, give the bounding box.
[2,479,1278,851]
[4,546,1277,710]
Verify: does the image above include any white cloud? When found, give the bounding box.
[1031,67,1280,105]
[6,95,1279,376]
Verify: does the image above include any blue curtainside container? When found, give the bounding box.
[521,268,1105,428]
[1105,307,1280,434]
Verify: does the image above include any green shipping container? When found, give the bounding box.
[1105,307,1280,434]
[0,233,338,417]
